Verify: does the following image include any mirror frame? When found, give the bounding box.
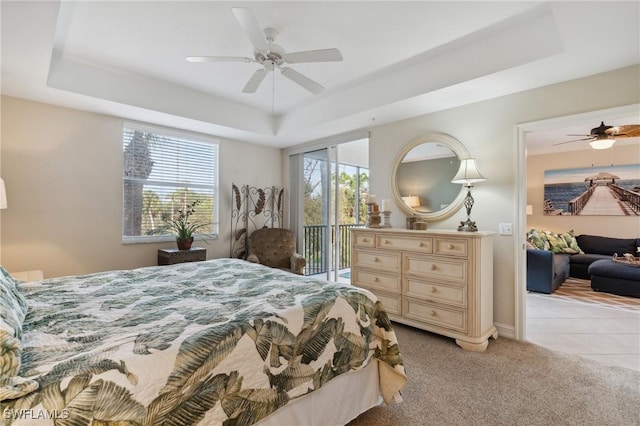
[391,132,470,222]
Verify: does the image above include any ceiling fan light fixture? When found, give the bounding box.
[188,7,342,96]
[589,139,615,150]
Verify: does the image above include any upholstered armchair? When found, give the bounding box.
[247,228,306,275]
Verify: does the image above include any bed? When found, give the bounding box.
[0,258,407,425]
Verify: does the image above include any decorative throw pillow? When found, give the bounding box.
[0,268,39,397]
[0,326,21,379]
[527,229,550,250]
[561,230,583,254]
[544,230,583,254]
[0,266,28,319]
[0,266,28,380]
[544,231,569,254]
[0,267,27,337]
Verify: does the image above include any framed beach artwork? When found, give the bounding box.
[543,163,640,216]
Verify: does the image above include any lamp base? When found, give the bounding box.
[457,218,478,232]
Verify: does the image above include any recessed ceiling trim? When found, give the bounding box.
[277,6,563,137]
[47,55,275,137]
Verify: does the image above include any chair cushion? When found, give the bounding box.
[569,253,610,266]
[248,228,297,270]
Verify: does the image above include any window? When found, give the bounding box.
[122,123,219,243]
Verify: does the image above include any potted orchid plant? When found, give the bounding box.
[165,200,209,250]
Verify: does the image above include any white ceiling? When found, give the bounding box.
[525,110,640,156]
[1,1,639,150]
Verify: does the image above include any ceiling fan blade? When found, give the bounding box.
[281,67,324,94]
[186,56,254,63]
[605,124,640,138]
[232,7,268,52]
[284,48,343,64]
[552,137,595,146]
[242,69,268,93]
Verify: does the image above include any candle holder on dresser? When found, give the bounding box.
[366,203,382,228]
[381,211,392,228]
[406,215,417,230]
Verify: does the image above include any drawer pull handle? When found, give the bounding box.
[418,242,424,247]
[384,239,390,244]
[373,276,379,282]
[430,286,437,293]
[431,264,437,271]
[362,238,368,242]
[430,310,437,317]
[374,257,380,262]
[448,244,454,249]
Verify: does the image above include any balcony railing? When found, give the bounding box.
[303,224,364,275]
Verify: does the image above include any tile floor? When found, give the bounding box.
[526,292,640,371]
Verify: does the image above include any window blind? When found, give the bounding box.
[122,125,219,243]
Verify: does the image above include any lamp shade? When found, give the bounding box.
[451,158,486,185]
[0,178,6,209]
[402,195,420,208]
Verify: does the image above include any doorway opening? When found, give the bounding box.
[516,103,640,371]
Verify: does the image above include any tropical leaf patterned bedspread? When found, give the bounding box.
[1,258,407,425]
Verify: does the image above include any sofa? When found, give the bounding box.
[570,234,640,279]
[526,249,569,294]
[526,230,640,296]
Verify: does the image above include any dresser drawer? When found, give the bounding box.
[403,297,467,333]
[353,269,401,293]
[434,238,468,257]
[403,254,467,284]
[370,290,402,316]
[353,249,401,273]
[376,235,432,253]
[353,233,375,248]
[403,277,466,307]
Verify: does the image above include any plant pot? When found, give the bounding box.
[176,237,194,250]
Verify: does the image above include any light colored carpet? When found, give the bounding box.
[348,324,640,426]
[552,278,640,311]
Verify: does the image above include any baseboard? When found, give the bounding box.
[495,322,515,340]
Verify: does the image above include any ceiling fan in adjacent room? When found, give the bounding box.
[553,121,640,150]
[186,7,343,94]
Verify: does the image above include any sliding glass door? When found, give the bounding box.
[295,138,369,282]
[302,147,338,280]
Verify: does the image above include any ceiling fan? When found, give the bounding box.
[186,7,343,94]
[553,121,640,149]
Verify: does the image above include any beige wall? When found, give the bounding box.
[0,96,283,277]
[527,145,640,238]
[2,65,639,332]
[367,65,639,336]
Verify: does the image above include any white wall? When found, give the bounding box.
[0,96,283,277]
[367,65,640,335]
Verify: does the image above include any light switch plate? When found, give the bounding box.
[499,223,513,235]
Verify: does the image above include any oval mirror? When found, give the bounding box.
[391,133,470,222]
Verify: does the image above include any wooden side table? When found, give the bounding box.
[158,247,207,265]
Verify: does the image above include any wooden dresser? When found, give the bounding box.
[351,228,496,351]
